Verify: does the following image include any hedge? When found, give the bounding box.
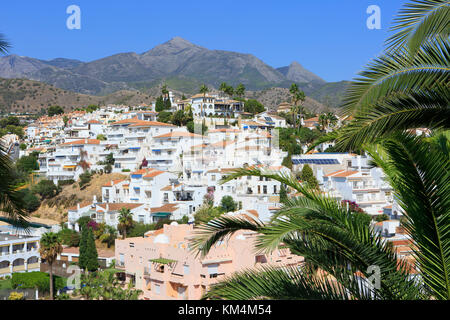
[11,272,66,293]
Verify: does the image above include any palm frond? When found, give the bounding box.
[386,0,450,53]
[366,133,450,299]
[203,265,351,300]
[0,33,10,55]
[335,87,450,151]
[342,37,449,115]
[0,143,29,229]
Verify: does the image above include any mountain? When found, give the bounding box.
[277,61,325,84]
[0,37,349,107]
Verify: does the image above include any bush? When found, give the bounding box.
[16,155,39,173]
[220,196,237,213]
[18,189,40,212]
[19,143,27,151]
[375,214,390,222]
[11,272,65,293]
[57,179,75,187]
[78,171,93,189]
[300,164,319,190]
[194,205,223,224]
[58,228,80,247]
[48,106,64,117]
[32,179,61,199]
[129,222,156,237]
[121,169,131,172]
[154,218,172,230]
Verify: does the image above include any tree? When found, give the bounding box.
[289,84,305,129]
[16,155,39,173]
[375,214,390,222]
[63,116,69,127]
[19,189,40,213]
[316,0,450,151]
[118,208,134,239]
[85,227,99,272]
[300,164,319,190]
[99,225,117,248]
[32,179,60,199]
[191,133,449,300]
[155,96,165,112]
[74,270,142,300]
[187,121,207,135]
[48,106,64,117]
[79,225,99,272]
[39,232,63,300]
[96,134,106,141]
[157,111,172,123]
[194,205,223,225]
[244,99,265,115]
[220,196,237,213]
[199,84,209,117]
[235,83,245,98]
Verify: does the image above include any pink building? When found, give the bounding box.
[115,221,303,300]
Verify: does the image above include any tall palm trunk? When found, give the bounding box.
[49,262,54,300]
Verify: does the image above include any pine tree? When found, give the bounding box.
[85,226,99,272]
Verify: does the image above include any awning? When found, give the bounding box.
[152,149,161,152]
[63,165,77,169]
[152,212,172,218]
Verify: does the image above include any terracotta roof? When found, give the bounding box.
[103,179,125,187]
[150,203,179,213]
[325,170,358,178]
[304,117,319,122]
[87,120,102,124]
[161,184,181,191]
[208,129,241,133]
[143,170,165,178]
[128,121,176,128]
[67,201,92,211]
[246,210,259,218]
[61,139,101,146]
[153,131,204,139]
[110,117,140,125]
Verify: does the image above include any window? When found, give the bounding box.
[138,215,145,223]
[163,193,169,203]
[273,185,277,194]
[263,186,267,194]
[183,265,190,275]
[211,175,216,181]
[207,264,219,277]
[154,284,160,295]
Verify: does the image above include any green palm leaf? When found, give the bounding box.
[386,0,450,53]
[366,133,450,300]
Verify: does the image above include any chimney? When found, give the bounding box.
[93,195,97,204]
[106,203,109,212]
[77,203,80,211]
[238,115,242,130]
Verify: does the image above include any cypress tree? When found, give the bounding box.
[78,226,88,270]
[301,164,319,190]
[85,226,99,272]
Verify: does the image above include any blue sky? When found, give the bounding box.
[1,0,406,82]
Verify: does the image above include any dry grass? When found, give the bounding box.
[31,173,127,223]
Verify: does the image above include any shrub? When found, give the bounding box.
[220,196,237,213]
[11,272,65,293]
[375,214,390,222]
[32,180,61,199]
[57,179,75,187]
[16,155,39,173]
[129,222,156,237]
[18,189,40,212]
[8,292,24,300]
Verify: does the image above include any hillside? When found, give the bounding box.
[246,87,332,113]
[0,37,330,95]
[32,173,127,223]
[0,78,154,113]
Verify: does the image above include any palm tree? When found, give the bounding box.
[0,34,28,229]
[118,208,133,239]
[100,225,117,248]
[235,83,245,98]
[325,112,338,131]
[199,84,209,117]
[289,84,306,128]
[191,133,449,300]
[317,0,450,151]
[318,114,327,131]
[39,232,63,300]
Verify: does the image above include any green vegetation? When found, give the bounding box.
[191,1,450,300]
[11,272,65,293]
[0,116,24,138]
[47,105,64,117]
[16,154,39,173]
[32,179,61,199]
[38,232,63,300]
[79,225,99,272]
[220,195,237,213]
[299,164,319,190]
[194,205,223,225]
